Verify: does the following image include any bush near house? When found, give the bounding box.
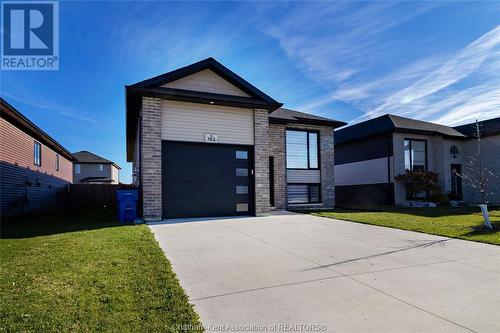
[312,206,500,245]
[0,209,202,332]
[395,169,443,202]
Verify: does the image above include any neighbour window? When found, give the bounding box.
[55,154,60,171]
[287,184,320,204]
[286,130,319,169]
[404,139,427,171]
[34,141,41,166]
[98,164,103,172]
[75,164,81,174]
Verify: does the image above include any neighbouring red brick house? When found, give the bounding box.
[0,97,74,217]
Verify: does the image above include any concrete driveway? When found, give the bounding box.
[149,212,500,333]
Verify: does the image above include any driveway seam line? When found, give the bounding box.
[191,274,345,301]
[220,223,478,333]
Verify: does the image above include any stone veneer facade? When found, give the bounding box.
[269,123,336,210]
[140,96,163,221]
[253,108,271,216]
[137,98,336,220]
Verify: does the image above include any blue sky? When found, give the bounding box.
[1,1,499,183]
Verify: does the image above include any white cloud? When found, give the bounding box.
[2,92,101,126]
[263,2,499,127]
[357,26,500,122]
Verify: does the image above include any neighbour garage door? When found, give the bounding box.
[162,141,253,219]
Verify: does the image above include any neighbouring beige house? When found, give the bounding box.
[334,114,500,207]
[73,151,121,184]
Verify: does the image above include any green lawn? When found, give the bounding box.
[0,208,202,332]
[312,206,500,246]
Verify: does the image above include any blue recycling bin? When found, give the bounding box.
[116,189,138,223]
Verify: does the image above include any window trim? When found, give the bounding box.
[404,138,428,171]
[286,129,321,170]
[34,141,41,166]
[287,183,321,204]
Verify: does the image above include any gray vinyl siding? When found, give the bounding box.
[463,134,500,204]
[73,163,117,184]
[335,157,393,186]
[161,100,254,145]
[286,169,320,184]
[0,161,69,218]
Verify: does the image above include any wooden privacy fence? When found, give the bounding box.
[66,184,136,208]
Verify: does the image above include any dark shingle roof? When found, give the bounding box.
[73,151,121,169]
[269,108,346,128]
[0,97,75,161]
[126,57,283,161]
[453,117,500,138]
[335,114,466,145]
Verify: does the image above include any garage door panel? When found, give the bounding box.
[165,181,250,201]
[164,163,247,181]
[162,141,253,219]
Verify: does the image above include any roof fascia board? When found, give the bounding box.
[1,99,75,161]
[128,86,283,111]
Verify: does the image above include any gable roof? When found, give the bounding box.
[453,117,500,138]
[335,114,466,145]
[73,151,121,169]
[129,57,281,105]
[126,58,283,161]
[0,97,75,161]
[269,108,346,128]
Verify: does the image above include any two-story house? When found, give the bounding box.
[72,151,121,184]
[0,98,74,217]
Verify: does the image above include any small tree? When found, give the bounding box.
[454,120,497,229]
[395,170,442,200]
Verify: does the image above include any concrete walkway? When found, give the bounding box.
[149,212,500,332]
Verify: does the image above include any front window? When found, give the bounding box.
[287,184,320,204]
[34,142,41,166]
[75,164,81,174]
[55,154,60,171]
[404,139,427,171]
[286,130,321,204]
[98,164,103,172]
[286,130,319,169]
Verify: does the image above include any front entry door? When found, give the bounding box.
[450,164,463,200]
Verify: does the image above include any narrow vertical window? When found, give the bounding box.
[98,164,103,171]
[308,133,318,168]
[75,164,81,174]
[34,142,41,166]
[55,154,60,171]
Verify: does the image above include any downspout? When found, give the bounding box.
[388,134,394,204]
[138,111,143,216]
